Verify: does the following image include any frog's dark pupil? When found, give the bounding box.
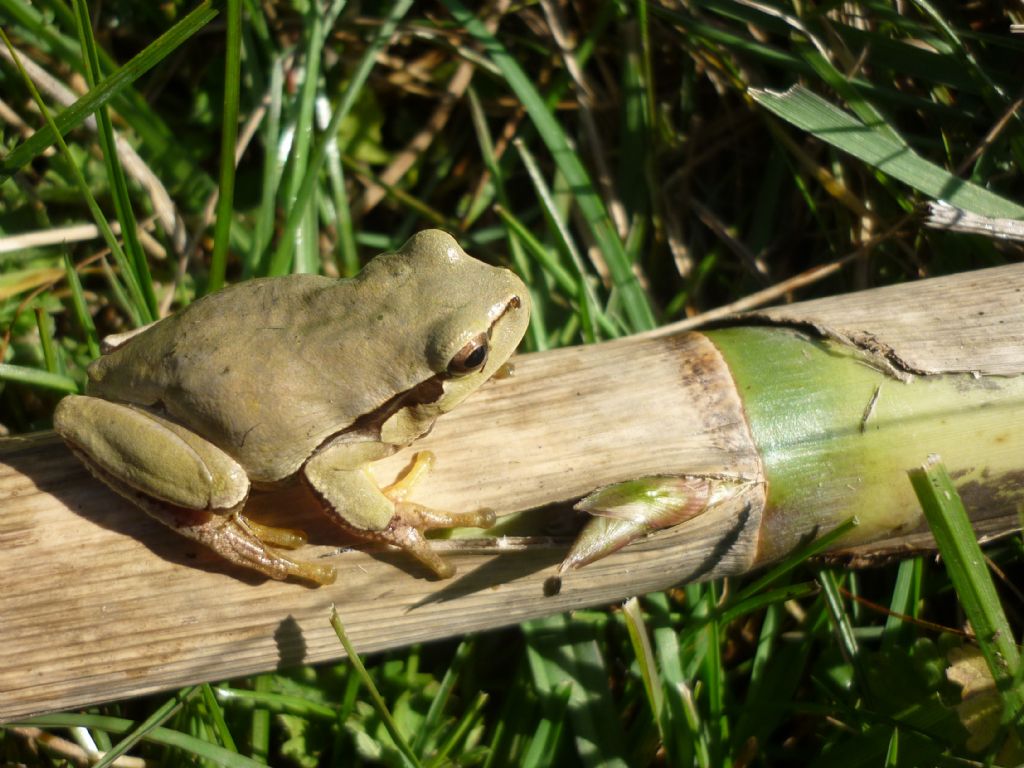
[465,345,487,369]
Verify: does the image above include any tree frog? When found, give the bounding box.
[54,230,531,585]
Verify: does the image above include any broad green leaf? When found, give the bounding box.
[751,85,1024,218]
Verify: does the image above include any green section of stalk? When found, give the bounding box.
[706,326,1024,561]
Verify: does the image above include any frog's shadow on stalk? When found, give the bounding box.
[273,615,307,669]
[404,545,567,610]
[17,433,571,589]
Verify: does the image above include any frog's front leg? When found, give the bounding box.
[303,444,495,578]
[54,395,336,585]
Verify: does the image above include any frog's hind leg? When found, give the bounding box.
[135,498,336,585]
[55,395,250,512]
[54,395,336,585]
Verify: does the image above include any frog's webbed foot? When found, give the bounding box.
[54,395,336,586]
[384,499,497,578]
[177,511,336,585]
[304,448,495,578]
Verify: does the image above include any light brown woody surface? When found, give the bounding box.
[746,261,1024,375]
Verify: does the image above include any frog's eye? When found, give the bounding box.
[447,333,489,376]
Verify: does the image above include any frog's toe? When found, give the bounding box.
[288,559,338,586]
[386,520,455,578]
[398,502,496,531]
[382,450,436,501]
[244,520,308,550]
[380,501,496,578]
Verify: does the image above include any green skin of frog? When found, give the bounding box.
[54,230,531,586]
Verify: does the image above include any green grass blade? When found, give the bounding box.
[267,0,414,276]
[280,1,329,276]
[909,456,1024,730]
[617,8,652,223]
[716,581,821,628]
[491,206,575,298]
[198,683,237,754]
[413,639,471,754]
[818,570,868,696]
[480,656,538,768]
[428,691,487,767]
[795,40,907,149]
[734,516,859,604]
[465,86,548,350]
[323,97,359,277]
[908,0,1020,128]
[92,686,197,768]
[207,0,243,293]
[34,307,59,374]
[734,602,810,751]
[520,681,571,768]
[884,726,899,767]
[339,156,450,228]
[4,0,214,194]
[249,675,271,764]
[0,359,81,394]
[214,684,338,720]
[70,0,157,320]
[524,614,630,768]
[62,253,100,360]
[622,597,664,725]
[0,0,80,67]
[96,256,137,328]
[493,205,619,340]
[443,0,656,332]
[0,1,217,180]
[700,584,726,764]
[882,557,923,652]
[250,56,286,277]
[514,138,603,343]
[751,85,1024,218]
[330,605,422,768]
[644,593,705,766]
[69,0,155,319]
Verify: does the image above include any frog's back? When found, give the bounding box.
[86,275,379,482]
[83,231,528,483]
